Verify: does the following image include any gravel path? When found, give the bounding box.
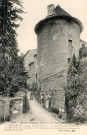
[10,92,62,123]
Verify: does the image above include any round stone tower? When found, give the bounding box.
[35,5,83,112]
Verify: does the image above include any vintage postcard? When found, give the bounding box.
[0,0,87,135]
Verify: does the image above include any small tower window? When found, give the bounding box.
[68,40,72,48]
[68,58,71,63]
[36,73,37,79]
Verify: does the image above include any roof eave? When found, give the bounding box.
[35,15,83,34]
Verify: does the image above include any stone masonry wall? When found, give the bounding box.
[80,39,87,48]
[41,70,67,112]
[37,19,80,81]
[28,62,36,89]
[24,49,37,72]
[24,49,37,88]
[36,18,80,112]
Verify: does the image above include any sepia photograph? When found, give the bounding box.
[0,0,87,135]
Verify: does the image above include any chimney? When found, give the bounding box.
[47,4,55,16]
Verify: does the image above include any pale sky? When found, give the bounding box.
[17,0,87,54]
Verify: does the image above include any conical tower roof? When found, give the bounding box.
[35,5,83,34]
[54,5,71,17]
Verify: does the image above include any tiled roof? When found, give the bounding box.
[55,5,71,17]
[29,62,34,66]
[46,5,72,18]
[24,49,37,58]
[35,5,83,34]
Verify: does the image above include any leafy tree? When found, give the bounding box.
[66,54,82,100]
[10,55,28,96]
[0,0,25,96]
[65,54,84,121]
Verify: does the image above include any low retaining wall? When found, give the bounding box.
[10,97,23,116]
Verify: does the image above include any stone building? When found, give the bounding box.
[80,39,87,47]
[79,40,87,59]
[23,4,87,115]
[23,49,37,89]
[35,4,83,112]
[24,49,37,72]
